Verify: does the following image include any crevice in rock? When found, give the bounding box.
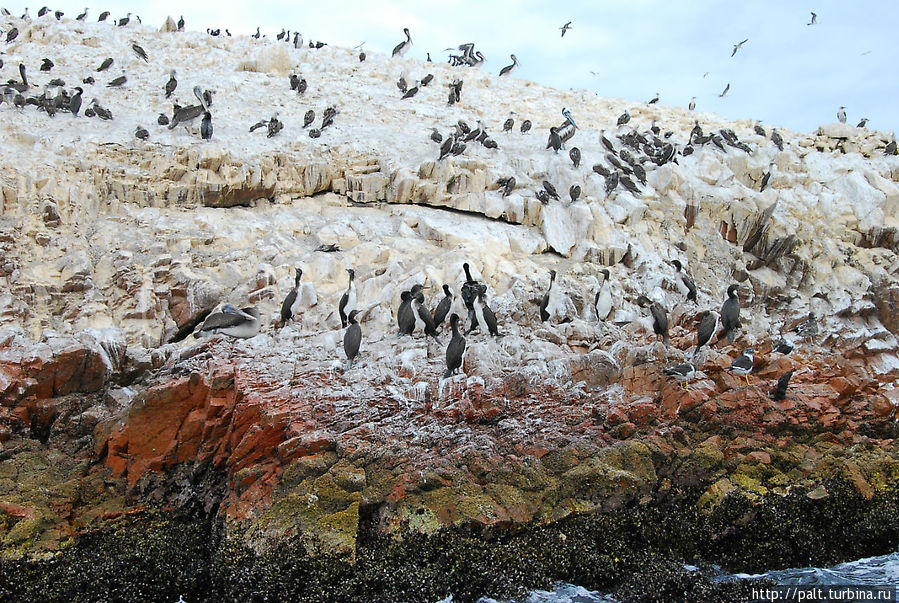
[168,308,213,344]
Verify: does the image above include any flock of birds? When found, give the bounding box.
[194,255,818,403]
[0,9,883,405]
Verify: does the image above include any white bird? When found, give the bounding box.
[837,106,847,123]
[594,269,612,321]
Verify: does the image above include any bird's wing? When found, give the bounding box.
[199,311,248,332]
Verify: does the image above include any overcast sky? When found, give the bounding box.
[5,0,897,134]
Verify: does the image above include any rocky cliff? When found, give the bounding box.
[1,13,898,602]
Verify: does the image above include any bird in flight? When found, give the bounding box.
[719,83,730,97]
[560,21,572,37]
[807,12,817,25]
[731,38,748,57]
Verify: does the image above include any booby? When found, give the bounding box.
[886,141,898,155]
[98,11,109,21]
[497,176,515,197]
[664,362,696,391]
[595,269,612,321]
[650,302,669,345]
[165,70,177,98]
[728,348,755,385]
[542,180,560,200]
[401,82,419,99]
[771,370,793,401]
[539,269,556,323]
[499,54,518,77]
[4,27,17,43]
[392,28,412,57]
[69,87,82,116]
[304,110,315,129]
[770,129,784,151]
[569,146,581,168]
[671,260,697,302]
[338,268,357,328]
[772,338,794,355]
[500,118,514,133]
[616,110,630,126]
[731,38,748,57]
[343,310,362,368]
[693,310,718,356]
[106,74,127,88]
[754,121,767,137]
[793,312,818,340]
[688,97,696,111]
[720,284,741,343]
[808,12,817,25]
[201,112,213,140]
[421,73,433,86]
[135,125,149,140]
[559,21,572,37]
[562,107,577,129]
[856,117,868,128]
[91,100,113,120]
[837,106,847,123]
[97,57,113,72]
[718,83,730,98]
[444,314,466,379]
[569,185,581,203]
[432,284,453,328]
[280,268,303,327]
[131,42,149,62]
[195,305,261,339]
[604,172,620,195]
[600,129,615,152]
[396,74,407,93]
[40,58,54,72]
[520,119,531,134]
[267,114,283,138]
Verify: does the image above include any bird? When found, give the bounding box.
[76,8,88,20]
[693,311,719,357]
[604,171,620,195]
[650,302,669,345]
[396,74,407,94]
[760,162,775,192]
[267,115,283,138]
[793,312,819,340]
[648,92,659,104]
[671,260,697,302]
[560,21,572,37]
[338,268,357,328]
[499,54,518,77]
[772,338,794,355]
[343,310,362,368]
[720,284,741,343]
[303,110,315,129]
[461,263,481,325]
[808,12,817,25]
[107,74,127,88]
[617,110,631,126]
[664,362,696,391]
[731,38,748,57]
[194,305,261,339]
[98,11,110,21]
[771,370,794,401]
[569,185,581,203]
[595,269,612,321]
[392,27,412,57]
[540,269,557,323]
[503,118,514,133]
[413,291,441,341]
[837,106,847,123]
[444,314,466,379]
[401,82,419,99]
[97,57,113,72]
[91,100,113,120]
[472,289,500,337]
[40,58,54,72]
[520,120,531,134]
[177,15,185,30]
[719,83,730,98]
[38,6,49,17]
[542,180,560,200]
[432,284,453,328]
[728,348,755,385]
[397,291,416,336]
[164,70,177,98]
[117,13,131,27]
[770,129,784,151]
[569,147,581,168]
[5,27,18,43]
[499,176,516,197]
[562,107,577,129]
[131,42,148,62]
[546,127,562,153]
[688,97,696,111]
[69,87,83,117]
[856,117,868,128]
[201,112,213,140]
[135,125,149,140]
[279,268,304,327]
[420,73,433,87]
[754,121,767,137]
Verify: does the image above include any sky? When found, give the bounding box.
[3,0,897,135]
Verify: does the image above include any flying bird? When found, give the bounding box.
[718,83,730,98]
[731,38,748,57]
[560,21,572,37]
[808,12,817,25]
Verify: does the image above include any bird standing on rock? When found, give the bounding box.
[392,27,411,57]
[343,310,362,368]
[280,267,303,327]
[165,70,177,98]
[664,362,696,391]
[338,268,357,328]
[444,314,466,379]
[721,284,741,343]
[728,348,755,385]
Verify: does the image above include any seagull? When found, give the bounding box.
[664,362,696,391]
[718,83,730,98]
[837,106,847,123]
[807,12,817,25]
[731,38,748,57]
[728,348,755,386]
[560,21,572,37]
